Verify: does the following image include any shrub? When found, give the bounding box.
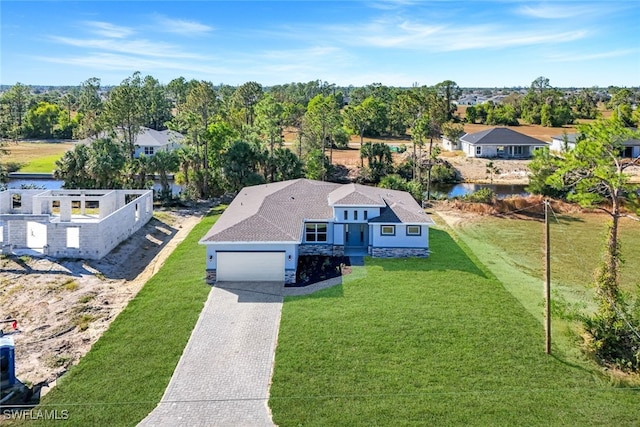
[463,188,496,204]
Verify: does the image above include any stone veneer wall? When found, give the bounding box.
[298,244,333,256]
[370,247,429,258]
[332,245,344,257]
[285,270,296,284]
[206,270,216,284]
[299,244,345,257]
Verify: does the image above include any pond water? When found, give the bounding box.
[430,182,529,199]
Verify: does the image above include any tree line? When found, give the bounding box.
[1,75,638,201]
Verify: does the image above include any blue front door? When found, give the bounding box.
[345,223,367,249]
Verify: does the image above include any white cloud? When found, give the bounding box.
[34,52,227,75]
[152,15,213,36]
[84,21,135,38]
[514,3,603,19]
[347,20,587,51]
[545,48,639,62]
[49,36,206,59]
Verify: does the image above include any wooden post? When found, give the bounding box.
[544,199,551,354]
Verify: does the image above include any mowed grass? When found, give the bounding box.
[448,212,640,328]
[21,208,222,427]
[269,228,640,426]
[2,142,74,172]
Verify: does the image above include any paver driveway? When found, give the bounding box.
[138,281,284,427]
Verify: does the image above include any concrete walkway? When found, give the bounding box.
[138,281,284,427]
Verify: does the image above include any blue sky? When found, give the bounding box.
[1,1,639,88]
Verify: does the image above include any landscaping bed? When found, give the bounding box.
[290,255,351,287]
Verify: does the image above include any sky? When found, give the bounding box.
[1,1,639,88]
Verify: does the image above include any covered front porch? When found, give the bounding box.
[344,222,369,256]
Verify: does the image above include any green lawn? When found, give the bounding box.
[22,208,222,426]
[269,227,640,426]
[445,213,640,356]
[20,155,63,173]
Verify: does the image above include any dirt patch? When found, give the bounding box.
[0,202,213,389]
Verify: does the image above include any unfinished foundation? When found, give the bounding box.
[0,189,153,259]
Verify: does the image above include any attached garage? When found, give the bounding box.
[216,251,286,282]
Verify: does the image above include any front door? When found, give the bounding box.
[345,223,367,248]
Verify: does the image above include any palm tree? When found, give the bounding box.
[149,150,179,201]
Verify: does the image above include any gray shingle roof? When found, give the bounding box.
[135,128,184,147]
[79,127,184,147]
[461,127,547,146]
[200,179,433,243]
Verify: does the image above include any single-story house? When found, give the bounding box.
[459,127,548,158]
[199,179,434,284]
[550,132,640,157]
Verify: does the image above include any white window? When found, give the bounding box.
[406,225,421,236]
[475,146,482,156]
[305,223,328,242]
[67,227,80,248]
[381,225,395,236]
[144,147,155,155]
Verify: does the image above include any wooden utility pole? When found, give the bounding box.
[544,199,551,354]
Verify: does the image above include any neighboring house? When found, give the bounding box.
[442,134,462,151]
[549,133,579,152]
[199,179,434,284]
[0,189,153,259]
[459,127,548,158]
[79,127,184,157]
[550,132,640,158]
[133,128,184,158]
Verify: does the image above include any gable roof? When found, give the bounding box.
[461,127,547,146]
[328,183,387,206]
[200,179,433,243]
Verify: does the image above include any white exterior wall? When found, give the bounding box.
[205,242,298,272]
[370,224,429,249]
[462,142,498,158]
[442,136,460,151]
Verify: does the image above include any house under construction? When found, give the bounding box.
[0,189,153,259]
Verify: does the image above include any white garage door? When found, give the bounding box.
[217,251,285,282]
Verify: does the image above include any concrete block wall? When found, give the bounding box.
[0,191,12,214]
[0,189,153,260]
[96,192,153,259]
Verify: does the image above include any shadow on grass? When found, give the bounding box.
[370,228,487,278]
